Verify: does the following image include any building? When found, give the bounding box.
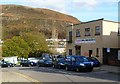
[66,18,119,64]
[46,39,66,54]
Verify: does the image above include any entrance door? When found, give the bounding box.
[89,50,93,57]
[75,45,81,55]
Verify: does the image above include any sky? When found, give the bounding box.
[0,0,119,22]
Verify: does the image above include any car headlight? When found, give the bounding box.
[80,63,85,66]
[60,63,64,65]
[46,62,49,64]
[4,63,6,64]
[91,62,94,66]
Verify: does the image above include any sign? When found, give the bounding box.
[75,38,96,44]
[118,50,120,60]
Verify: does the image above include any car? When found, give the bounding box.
[37,57,52,67]
[7,61,14,67]
[1,61,14,67]
[28,57,39,64]
[20,60,36,67]
[88,57,101,67]
[64,55,94,72]
[52,57,66,69]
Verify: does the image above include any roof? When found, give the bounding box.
[66,18,118,27]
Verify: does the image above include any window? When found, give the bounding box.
[85,28,90,36]
[69,49,72,55]
[76,29,80,37]
[95,26,100,35]
[75,46,81,55]
[68,31,72,42]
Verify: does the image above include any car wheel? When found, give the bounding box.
[29,64,31,67]
[39,64,41,67]
[65,66,69,71]
[52,65,55,68]
[75,67,79,72]
[88,68,93,72]
[58,65,61,69]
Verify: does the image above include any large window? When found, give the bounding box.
[76,29,80,37]
[85,28,90,36]
[95,26,100,35]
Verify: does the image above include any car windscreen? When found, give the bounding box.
[89,57,98,61]
[76,57,89,62]
[58,58,65,61]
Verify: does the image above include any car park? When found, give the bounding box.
[65,55,94,72]
[87,57,100,67]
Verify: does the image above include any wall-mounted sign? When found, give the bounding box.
[118,50,120,60]
[75,38,96,44]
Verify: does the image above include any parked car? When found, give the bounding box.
[28,57,39,64]
[7,61,14,67]
[64,55,94,72]
[87,57,100,67]
[20,60,36,67]
[1,61,14,67]
[37,57,52,67]
[52,57,66,69]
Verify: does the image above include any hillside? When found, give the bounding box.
[1,5,80,39]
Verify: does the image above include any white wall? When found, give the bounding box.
[103,21,118,35]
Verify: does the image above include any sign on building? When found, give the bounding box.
[75,38,96,44]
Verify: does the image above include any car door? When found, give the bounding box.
[71,57,76,69]
[65,56,72,66]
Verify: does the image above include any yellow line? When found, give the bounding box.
[13,71,42,84]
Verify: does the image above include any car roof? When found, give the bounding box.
[67,55,86,58]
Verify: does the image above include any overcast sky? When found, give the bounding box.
[0,0,119,22]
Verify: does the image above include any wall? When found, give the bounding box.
[102,21,118,48]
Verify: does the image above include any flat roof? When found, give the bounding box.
[66,18,118,27]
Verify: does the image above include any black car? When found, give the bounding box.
[37,57,52,67]
[1,61,14,67]
[88,57,101,67]
[20,60,36,67]
[64,55,94,72]
[7,62,14,67]
[52,58,66,69]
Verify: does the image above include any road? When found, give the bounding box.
[2,66,120,84]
